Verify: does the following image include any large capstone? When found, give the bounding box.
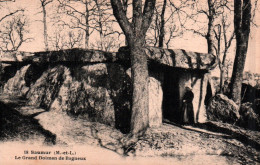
[118,47,217,70]
[0,49,116,64]
[32,49,117,63]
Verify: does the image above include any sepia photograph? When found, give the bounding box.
[0,0,259,164]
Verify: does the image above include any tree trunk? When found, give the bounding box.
[206,0,214,54]
[219,67,224,93]
[220,49,229,94]
[85,2,89,49]
[158,0,166,48]
[43,6,48,51]
[94,0,105,50]
[129,38,149,134]
[230,40,249,104]
[206,20,214,55]
[85,29,89,49]
[111,0,155,135]
[230,0,251,105]
[122,0,128,46]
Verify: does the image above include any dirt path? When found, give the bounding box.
[0,95,260,164]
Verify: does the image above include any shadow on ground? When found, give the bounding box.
[0,101,56,145]
[0,95,259,164]
[195,122,260,151]
[164,120,260,151]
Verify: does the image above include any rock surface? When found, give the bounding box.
[238,103,260,131]
[0,49,117,64]
[26,65,66,109]
[254,98,260,115]
[0,47,216,71]
[0,64,23,88]
[3,65,31,96]
[148,73,163,127]
[26,64,132,132]
[33,49,117,63]
[0,47,217,132]
[190,73,208,123]
[118,47,217,70]
[207,94,240,124]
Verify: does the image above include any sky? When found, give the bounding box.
[1,0,260,74]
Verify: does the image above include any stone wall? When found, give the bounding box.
[3,65,31,96]
[148,70,164,127]
[191,72,208,123]
[24,63,132,132]
[0,48,216,132]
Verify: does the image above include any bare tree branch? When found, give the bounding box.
[111,0,133,38]
[0,9,24,23]
[0,14,32,51]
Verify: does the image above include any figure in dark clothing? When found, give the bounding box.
[181,87,194,125]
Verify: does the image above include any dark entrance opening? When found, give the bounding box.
[162,69,181,123]
[204,81,213,107]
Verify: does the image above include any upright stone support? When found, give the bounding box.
[191,73,208,123]
[148,76,163,127]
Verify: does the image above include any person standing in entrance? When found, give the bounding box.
[182,87,194,125]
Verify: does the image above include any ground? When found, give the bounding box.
[0,95,259,165]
